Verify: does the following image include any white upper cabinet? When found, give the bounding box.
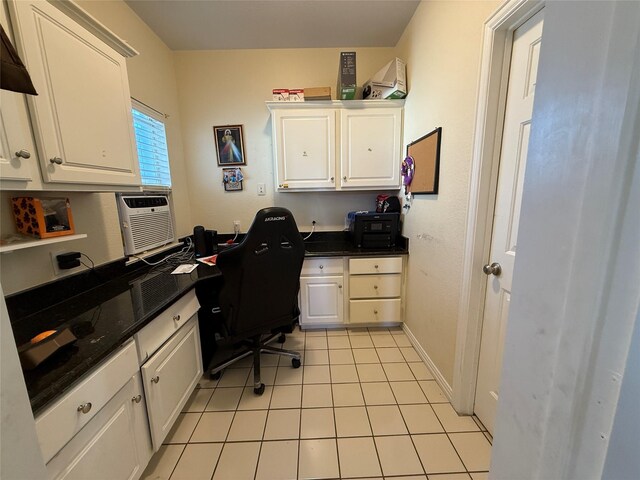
[272,108,336,190]
[6,0,141,189]
[0,68,38,184]
[340,108,402,189]
[268,100,403,191]
[0,3,39,185]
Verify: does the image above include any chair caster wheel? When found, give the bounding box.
[277,333,286,344]
[292,358,301,369]
[210,371,222,380]
[254,383,265,395]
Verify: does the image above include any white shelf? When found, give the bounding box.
[0,234,88,253]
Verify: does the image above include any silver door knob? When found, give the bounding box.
[151,376,160,384]
[49,157,63,165]
[77,402,92,414]
[483,262,502,276]
[173,314,181,322]
[15,149,31,159]
[132,395,142,403]
[343,176,347,181]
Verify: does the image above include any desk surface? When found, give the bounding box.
[10,264,220,415]
[8,232,408,415]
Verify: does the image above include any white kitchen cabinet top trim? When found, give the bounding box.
[49,0,139,57]
[267,99,404,110]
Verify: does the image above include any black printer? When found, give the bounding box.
[347,211,400,248]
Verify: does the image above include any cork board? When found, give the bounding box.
[407,127,442,194]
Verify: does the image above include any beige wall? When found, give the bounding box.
[396,0,500,385]
[0,0,190,294]
[173,47,396,232]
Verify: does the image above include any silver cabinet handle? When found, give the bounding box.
[173,314,181,322]
[338,284,342,289]
[132,395,142,403]
[374,265,379,269]
[373,310,378,315]
[330,177,334,182]
[373,285,378,289]
[77,402,92,414]
[15,149,31,159]
[319,265,323,269]
[151,376,160,384]
[343,176,347,181]
[483,262,502,276]
[49,157,63,165]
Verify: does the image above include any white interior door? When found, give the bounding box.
[474,10,544,435]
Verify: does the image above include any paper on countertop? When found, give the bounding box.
[196,254,217,266]
[171,264,198,274]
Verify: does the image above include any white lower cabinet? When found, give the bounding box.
[141,315,202,450]
[299,256,405,328]
[36,290,203,478]
[349,257,404,324]
[299,258,344,328]
[42,360,152,480]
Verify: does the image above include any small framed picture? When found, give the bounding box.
[222,167,243,191]
[214,125,246,166]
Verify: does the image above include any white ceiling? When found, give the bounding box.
[124,0,421,50]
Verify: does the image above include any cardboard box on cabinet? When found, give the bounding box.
[363,57,407,100]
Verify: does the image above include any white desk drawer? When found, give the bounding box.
[350,274,402,299]
[135,290,200,364]
[349,298,402,324]
[35,340,138,464]
[349,257,403,275]
[301,257,343,276]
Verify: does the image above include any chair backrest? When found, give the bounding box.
[216,207,305,338]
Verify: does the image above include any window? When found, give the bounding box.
[131,100,171,188]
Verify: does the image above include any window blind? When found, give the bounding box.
[132,100,171,188]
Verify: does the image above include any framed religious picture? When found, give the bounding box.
[222,167,243,191]
[214,125,246,166]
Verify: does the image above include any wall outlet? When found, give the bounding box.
[257,183,266,196]
[233,220,240,234]
[51,250,82,276]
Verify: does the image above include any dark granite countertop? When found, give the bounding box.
[6,231,408,416]
[9,263,221,415]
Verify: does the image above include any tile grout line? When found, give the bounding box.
[356,330,386,478]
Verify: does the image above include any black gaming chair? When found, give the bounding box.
[209,207,304,394]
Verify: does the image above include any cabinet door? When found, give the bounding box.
[273,109,336,190]
[7,0,140,186]
[300,275,344,326]
[340,108,402,189]
[45,373,151,480]
[142,317,202,450]
[0,4,38,185]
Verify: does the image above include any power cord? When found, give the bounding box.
[303,221,316,241]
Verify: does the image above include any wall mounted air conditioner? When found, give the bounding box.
[117,194,175,256]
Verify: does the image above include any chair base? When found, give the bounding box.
[209,332,301,394]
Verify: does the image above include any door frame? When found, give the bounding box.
[451,0,544,414]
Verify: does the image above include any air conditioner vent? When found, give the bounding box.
[117,195,175,256]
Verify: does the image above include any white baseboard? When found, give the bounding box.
[402,323,453,401]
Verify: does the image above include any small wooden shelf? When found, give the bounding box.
[0,234,88,253]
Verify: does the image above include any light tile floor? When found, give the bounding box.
[142,326,492,480]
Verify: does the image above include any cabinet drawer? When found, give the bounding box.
[135,290,200,364]
[350,274,402,299]
[349,299,402,324]
[35,340,138,464]
[301,257,344,276]
[349,257,403,275]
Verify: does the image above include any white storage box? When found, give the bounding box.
[363,57,407,99]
